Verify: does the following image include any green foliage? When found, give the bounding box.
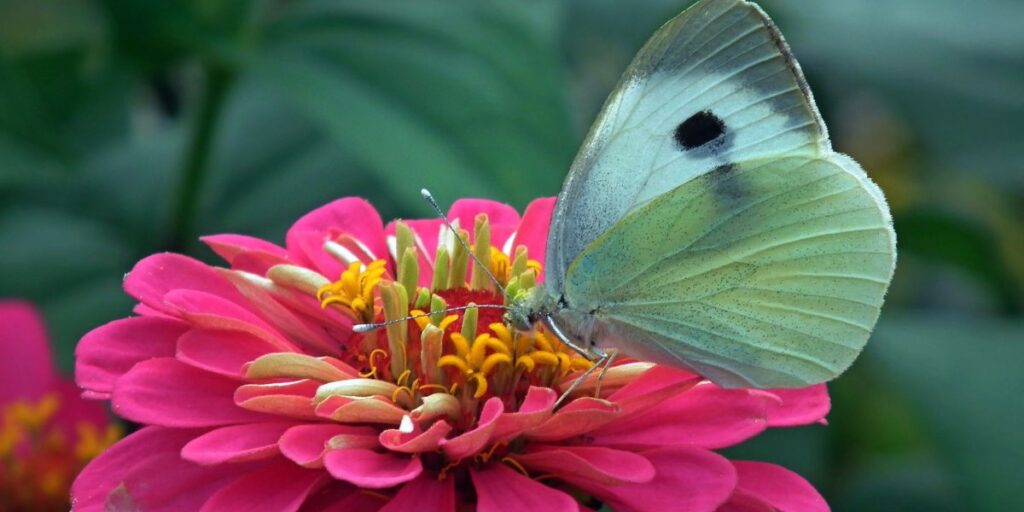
[0,0,1021,509]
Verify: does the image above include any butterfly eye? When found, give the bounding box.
[674,110,726,151]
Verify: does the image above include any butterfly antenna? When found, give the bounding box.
[420,188,509,299]
[353,304,511,333]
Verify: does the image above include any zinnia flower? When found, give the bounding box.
[0,301,119,511]
[73,197,831,511]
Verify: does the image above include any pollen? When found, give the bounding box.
[313,213,594,436]
[1,394,120,509]
[317,259,388,321]
[438,332,512,399]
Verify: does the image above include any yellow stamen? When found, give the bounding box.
[488,247,510,283]
[516,355,536,373]
[449,333,471,359]
[396,369,412,388]
[438,314,459,331]
[556,353,572,375]
[437,355,471,373]
[489,323,513,345]
[358,348,388,379]
[437,459,462,481]
[317,260,387,320]
[360,490,392,501]
[533,332,555,353]
[410,309,431,330]
[502,456,530,477]
[478,441,507,463]
[469,373,489,398]
[480,353,512,375]
[529,351,560,367]
[526,260,543,275]
[417,384,449,395]
[391,386,414,404]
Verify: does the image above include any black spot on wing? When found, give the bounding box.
[674,110,726,151]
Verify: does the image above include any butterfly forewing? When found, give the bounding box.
[545,0,829,294]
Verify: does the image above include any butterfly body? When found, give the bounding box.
[515,0,896,389]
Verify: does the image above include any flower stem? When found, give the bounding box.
[169,64,234,251]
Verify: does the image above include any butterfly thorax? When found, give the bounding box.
[509,285,604,352]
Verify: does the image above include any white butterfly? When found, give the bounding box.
[507,0,897,389]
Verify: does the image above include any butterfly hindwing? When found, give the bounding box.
[562,154,895,388]
[546,0,829,293]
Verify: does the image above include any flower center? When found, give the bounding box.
[1,394,120,510]
[304,214,591,426]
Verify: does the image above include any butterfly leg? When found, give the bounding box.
[553,350,607,408]
[545,316,612,407]
[592,348,618,398]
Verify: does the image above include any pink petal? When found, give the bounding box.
[380,419,452,453]
[200,459,329,512]
[315,395,407,424]
[286,198,387,278]
[590,384,768,450]
[717,492,776,512]
[448,198,521,244]
[112,357,271,427]
[177,329,287,379]
[517,445,655,486]
[76,316,186,396]
[380,474,455,512]
[763,385,831,427]
[133,303,172,318]
[302,483,388,512]
[511,197,556,271]
[730,461,829,512]
[324,448,423,489]
[51,378,110,439]
[261,285,355,344]
[525,397,620,442]
[201,234,289,272]
[219,269,339,355]
[441,397,503,460]
[109,452,265,512]
[71,426,205,511]
[471,463,578,512]
[163,289,296,351]
[491,386,556,442]
[235,380,321,420]
[181,421,296,465]
[569,446,736,512]
[280,424,378,468]
[606,364,701,418]
[124,253,250,315]
[0,300,56,401]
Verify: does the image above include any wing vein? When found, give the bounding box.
[612,310,841,371]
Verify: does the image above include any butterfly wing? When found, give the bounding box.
[561,154,895,388]
[546,0,896,387]
[545,0,829,293]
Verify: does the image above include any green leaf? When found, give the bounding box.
[868,315,1024,511]
[232,0,575,211]
[760,0,1024,189]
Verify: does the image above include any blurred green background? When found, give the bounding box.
[1,0,1021,510]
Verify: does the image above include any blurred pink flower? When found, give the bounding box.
[0,301,119,511]
[73,197,831,511]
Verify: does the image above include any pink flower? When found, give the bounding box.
[0,301,119,511]
[73,197,831,511]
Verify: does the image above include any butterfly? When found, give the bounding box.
[503,0,897,390]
